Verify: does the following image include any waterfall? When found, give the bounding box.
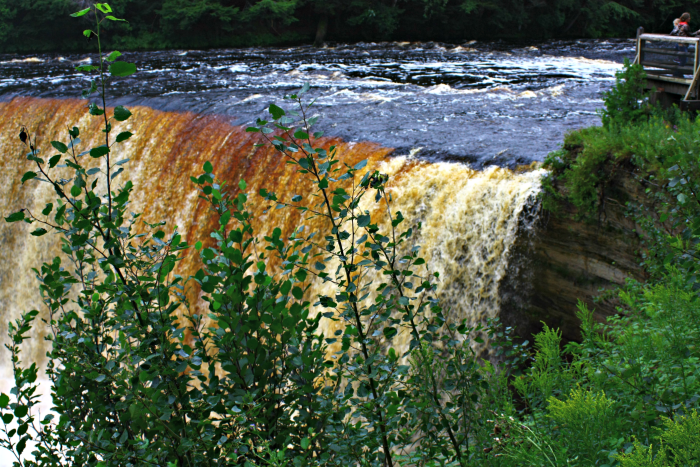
[0,96,544,380]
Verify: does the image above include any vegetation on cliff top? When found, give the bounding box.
[2,0,700,52]
[2,4,700,466]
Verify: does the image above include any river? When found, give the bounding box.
[1,39,633,166]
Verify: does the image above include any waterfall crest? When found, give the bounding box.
[0,97,543,374]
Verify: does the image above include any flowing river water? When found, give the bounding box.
[0,40,633,462]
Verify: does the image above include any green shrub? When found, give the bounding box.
[0,4,532,466]
[547,388,623,465]
[618,410,700,467]
[514,324,576,413]
[541,125,631,218]
[600,58,648,129]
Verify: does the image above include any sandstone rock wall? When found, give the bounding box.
[501,167,650,342]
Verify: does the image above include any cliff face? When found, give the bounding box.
[500,167,649,343]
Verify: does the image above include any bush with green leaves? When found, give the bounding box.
[0,4,530,467]
[617,410,700,467]
[600,58,649,130]
[533,85,700,466]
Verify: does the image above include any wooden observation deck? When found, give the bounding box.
[634,27,700,110]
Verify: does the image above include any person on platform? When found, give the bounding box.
[671,17,681,35]
[669,13,699,76]
[670,13,699,37]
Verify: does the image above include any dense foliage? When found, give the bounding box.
[3,3,700,466]
[542,58,652,217]
[2,0,700,52]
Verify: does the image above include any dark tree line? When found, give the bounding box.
[0,0,699,53]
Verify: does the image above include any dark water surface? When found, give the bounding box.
[0,39,635,166]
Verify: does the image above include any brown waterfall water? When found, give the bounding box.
[0,96,544,388]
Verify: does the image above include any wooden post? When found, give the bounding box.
[684,46,700,101]
[694,41,700,98]
[635,27,644,65]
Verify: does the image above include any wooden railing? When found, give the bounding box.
[634,27,700,101]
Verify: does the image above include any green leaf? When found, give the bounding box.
[357,214,371,227]
[71,7,91,17]
[95,3,112,13]
[95,374,106,382]
[246,126,260,132]
[195,241,202,250]
[106,51,122,62]
[239,179,247,190]
[42,203,53,216]
[109,61,136,77]
[51,141,68,154]
[111,167,124,180]
[301,437,310,450]
[76,64,99,72]
[281,280,292,295]
[1,413,12,424]
[269,103,285,120]
[88,103,104,116]
[71,185,82,197]
[0,394,9,408]
[105,15,126,22]
[14,405,28,418]
[113,106,132,122]
[220,211,231,226]
[49,155,61,168]
[90,146,110,158]
[21,172,37,184]
[115,131,132,143]
[292,195,302,202]
[294,130,309,139]
[204,161,213,173]
[55,205,66,225]
[383,327,398,339]
[16,436,26,455]
[354,159,368,170]
[83,30,93,38]
[292,286,304,300]
[5,211,25,223]
[31,228,48,237]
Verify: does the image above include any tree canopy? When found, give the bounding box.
[1,0,699,52]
